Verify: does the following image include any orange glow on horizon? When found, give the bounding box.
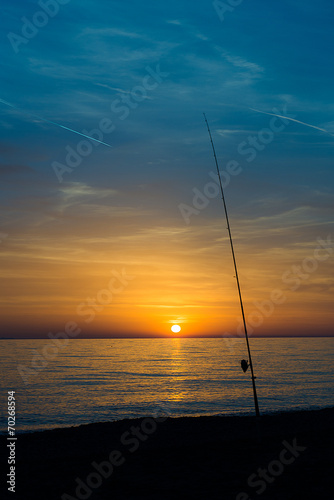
[0,213,333,338]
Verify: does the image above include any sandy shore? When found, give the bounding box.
[1,407,333,500]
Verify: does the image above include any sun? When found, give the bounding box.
[171,324,181,333]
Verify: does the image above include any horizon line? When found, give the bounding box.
[1,334,333,340]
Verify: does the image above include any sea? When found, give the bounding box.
[0,337,333,433]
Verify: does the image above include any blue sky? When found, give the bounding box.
[0,0,333,337]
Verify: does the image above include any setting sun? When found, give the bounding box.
[171,325,181,333]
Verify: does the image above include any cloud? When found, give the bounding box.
[249,107,334,137]
[59,183,118,201]
[223,54,264,76]
[216,129,252,136]
[79,27,147,39]
[0,97,113,147]
[166,20,182,26]
[320,121,334,133]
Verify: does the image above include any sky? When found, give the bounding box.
[0,0,333,338]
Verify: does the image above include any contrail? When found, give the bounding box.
[0,98,113,147]
[249,106,334,137]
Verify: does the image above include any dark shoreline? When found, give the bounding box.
[2,404,333,436]
[1,406,333,499]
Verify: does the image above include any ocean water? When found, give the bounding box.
[0,337,333,433]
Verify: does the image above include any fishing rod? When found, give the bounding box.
[203,113,260,418]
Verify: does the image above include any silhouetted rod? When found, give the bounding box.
[203,113,260,418]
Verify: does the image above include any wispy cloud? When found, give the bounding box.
[216,129,252,136]
[249,107,334,137]
[224,54,264,75]
[166,20,182,26]
[0,98,113,147]
[95,83,131,94]
[79,27,147,39]
[59,183,118,201]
